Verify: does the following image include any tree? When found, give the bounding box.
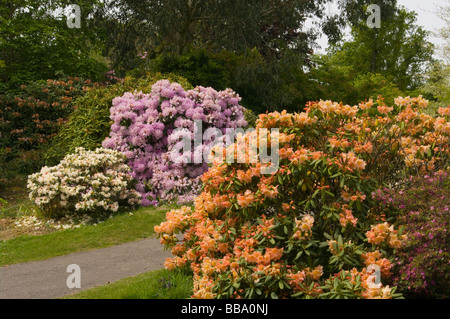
[0,0,107,93]
[317,3,434,94]
[306,51,404,106]
[435,0,450,63]
[97,0,340,74]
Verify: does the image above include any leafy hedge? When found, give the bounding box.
[0,77,99,182]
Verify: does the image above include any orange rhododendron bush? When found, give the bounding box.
[155,96,449,299]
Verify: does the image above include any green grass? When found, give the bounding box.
[0,204,179,266]
[62,269,193,299]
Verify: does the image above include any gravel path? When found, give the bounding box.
[0,237,172,299]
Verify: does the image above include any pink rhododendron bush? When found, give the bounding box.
[102,80,247,206]
[27,147,141,220]
[155,97,449,299]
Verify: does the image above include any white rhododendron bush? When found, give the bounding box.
[27,147,141,219]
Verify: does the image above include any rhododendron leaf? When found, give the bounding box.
[278,175,284,185]
[311,189,320,199]
[270,292,278,299]
[338,235,344,246]
[319,241,329,248]
[291,291,305,298]
[324,190,335,197]
[294,251,303,261]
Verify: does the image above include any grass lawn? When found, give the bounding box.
[63,268,193,299]
[0,204,179,266]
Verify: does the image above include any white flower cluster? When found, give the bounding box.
[27,147,141,217]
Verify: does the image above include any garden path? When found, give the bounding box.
[0,236,171,299]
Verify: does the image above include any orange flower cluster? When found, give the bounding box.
[339,206,358,227]
[341,190,366,202]
[292,214,314,240]
[366,222,407,249]
[361,250,393,277]
[286,266,324,296]
[338,151,367,172]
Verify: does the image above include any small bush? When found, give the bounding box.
[27,147,141,220]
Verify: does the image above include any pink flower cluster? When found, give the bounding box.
[102,80,247,205]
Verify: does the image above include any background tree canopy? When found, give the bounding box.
[0,0,447,112]
[0,0,108,93]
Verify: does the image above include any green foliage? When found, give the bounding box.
[421,61,450,115]
[334,7,434,92]
[44,72,192,165]
[147,48,313,114]
[0,0,107,93]
[99,0,338,71]
[352,73,405,106]
[148,49,229,90]
[0,77,97,179]
[308,53,405,106]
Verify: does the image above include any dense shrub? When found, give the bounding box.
[149,50,230,91]
[27,147,141,220]
[373,170,450,298]
[0,77,99,177]
[102,79,247,206]
[148,48,311,114]
[155,98,449,299]
[44,72,193,165]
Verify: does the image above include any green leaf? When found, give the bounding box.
[294,251,303,261]
[340,177,345,188]
[278,174,283,185]
[311,189,320,199]
[291,291,304,298]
